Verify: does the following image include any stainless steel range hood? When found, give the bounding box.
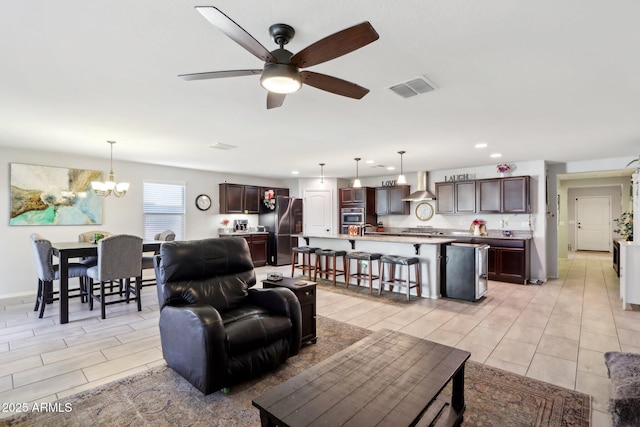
[402,171,437,201]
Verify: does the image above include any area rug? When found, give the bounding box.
[4,316,591,427]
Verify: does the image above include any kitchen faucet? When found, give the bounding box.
[360,224,375,236]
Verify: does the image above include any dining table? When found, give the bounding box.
[51,240,162,324]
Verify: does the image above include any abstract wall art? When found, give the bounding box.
[10,163,103,225]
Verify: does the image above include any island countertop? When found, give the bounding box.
[292,233,453,299]
[293,233,457,245]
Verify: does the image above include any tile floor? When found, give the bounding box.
[0,251,635,425]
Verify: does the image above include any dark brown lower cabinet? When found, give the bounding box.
[485,239,530,284]
[251,234,268,267]
[221,234,268,267]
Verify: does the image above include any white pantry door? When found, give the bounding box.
[576,196,611,251]
[303,189,333,235]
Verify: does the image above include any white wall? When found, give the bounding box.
[1,147,287,298]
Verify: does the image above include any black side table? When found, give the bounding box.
[262,277,317,345]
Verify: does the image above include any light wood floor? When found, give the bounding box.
[1,251,634,425]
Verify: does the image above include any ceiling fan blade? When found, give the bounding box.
[178,70,262,81]
[301,71,370,99]
[267,92,286,109]
[195,7,276,63]
[291,22,379,69]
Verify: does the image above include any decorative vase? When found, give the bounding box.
[472,225,481,236]
[499,172,504,178]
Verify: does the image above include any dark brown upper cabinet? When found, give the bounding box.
[435,181,476,214]
[375,186,410,215]
[220,183,277,214]
[477,176,530,214]
[219,183,245,214]
[340,188,367,205]
[243,185,260,213]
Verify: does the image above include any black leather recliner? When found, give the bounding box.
[154,237,302,394]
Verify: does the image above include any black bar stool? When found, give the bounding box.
[291,247,320,281]
[379,255,421,301]
[345,252,382,294]
[314,249,347,286]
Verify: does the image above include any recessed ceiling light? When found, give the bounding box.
[387,166,395,171]
[490,153,502,158]
[366,160,375,164]
[475,143,487,149]
[291,171,299,175]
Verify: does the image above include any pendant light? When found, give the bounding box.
[91,141,130,197]
[319,163,325,184]
[397,150,407,184]
[353,158,362,188]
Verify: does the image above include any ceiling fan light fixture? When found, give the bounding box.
[260,63,301,94]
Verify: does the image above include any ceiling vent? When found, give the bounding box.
[209,142,237,150]
[388,76,436,98]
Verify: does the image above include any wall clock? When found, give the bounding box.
[195,194,212,211]
[415,202,434,221]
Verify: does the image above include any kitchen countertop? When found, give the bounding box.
[365,228,533,240]
[218,231,269,236]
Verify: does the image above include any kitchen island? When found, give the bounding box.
[293,233,456,299]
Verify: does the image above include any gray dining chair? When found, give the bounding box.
[30,233,89,318]
[154,230,176,242]
[86,234,143,319]
[77,230,113,265]
[141,230,175,288]
[78,230,114,292]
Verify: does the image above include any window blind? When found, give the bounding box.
[143,182,185,240]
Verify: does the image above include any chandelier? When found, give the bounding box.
[91,140,130,197]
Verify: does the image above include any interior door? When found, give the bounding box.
[304,189,333,235]
[576,196,611,251]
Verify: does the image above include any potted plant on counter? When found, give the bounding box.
[614,212,633,241]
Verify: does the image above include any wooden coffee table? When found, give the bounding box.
[252,329,470,426]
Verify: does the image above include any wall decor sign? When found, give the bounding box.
[444,173,474,182]
[10,163,103,226]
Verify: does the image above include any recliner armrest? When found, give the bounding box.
[248,288,302,356]
[159,304,228,394]
[247,288,292,316]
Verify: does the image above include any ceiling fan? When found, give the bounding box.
[179,7,380,109]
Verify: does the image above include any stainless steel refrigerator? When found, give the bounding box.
[259,196,303,265]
